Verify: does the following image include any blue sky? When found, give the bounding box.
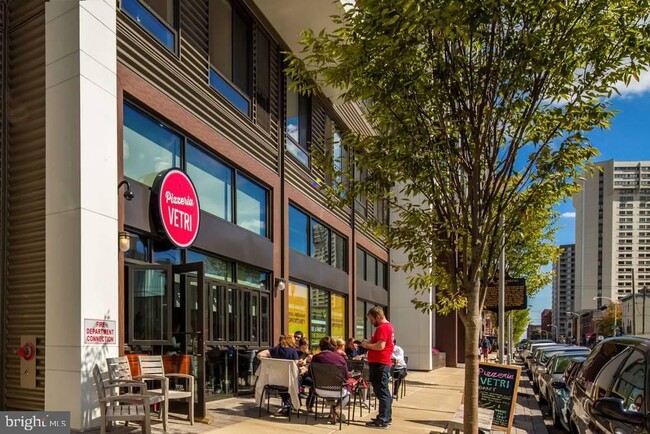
[528,73,650,325]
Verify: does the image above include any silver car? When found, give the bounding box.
[547,357,586,431]
[537,351,590,404]
[532,346,589,390]
[524,341,556,368]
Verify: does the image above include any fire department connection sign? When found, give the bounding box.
[151,168,201,248]
[84,319,116,344]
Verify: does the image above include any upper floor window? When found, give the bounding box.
[122,0,177,52]
[357,247,387,289]
[124,102,269,238]
[286,80,312,166]
[326,116,348,191]
[289,205,347,271]
[209,0,251,115]
[123,104,181,187]
[208,0,272,127]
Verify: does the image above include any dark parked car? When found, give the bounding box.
[546,356,586,431]
[538,352,590,404]
[570,337,650,434]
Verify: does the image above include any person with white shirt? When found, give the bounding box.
[391,339,407,399]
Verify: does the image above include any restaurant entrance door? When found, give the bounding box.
[170,262,206,418]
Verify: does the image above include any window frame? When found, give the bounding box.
[124,101,271,239]
[127,263,173,346]
[288,204,348,271]
[357,248,387,289]
[285,80,312,167]
[120,0,179,54]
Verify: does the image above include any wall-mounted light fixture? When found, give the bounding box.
[274,278,286,292]
[118,179,134,201]
[118,231,131,253]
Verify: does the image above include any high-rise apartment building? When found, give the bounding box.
[574,160,650,313]
[552,244,575,339]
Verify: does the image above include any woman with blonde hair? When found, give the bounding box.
[335,338,347,358]
[257,334,299,415]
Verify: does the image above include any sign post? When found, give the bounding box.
[478,362,521,433]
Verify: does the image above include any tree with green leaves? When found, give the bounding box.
[287,1,650,431]
[594,302,623,337]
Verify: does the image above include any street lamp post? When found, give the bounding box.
[567,312,580,345]
[593,296,621,336]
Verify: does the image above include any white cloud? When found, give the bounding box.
[614,70,650,99]
[561,212,576,218]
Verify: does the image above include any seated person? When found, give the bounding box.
[627,392,643,412]
[257,335,300,415]
[311,336,351,423]
[345,338,363,360]
[335,338,347,358]
[296,338,313,397]
[392,338,408,398]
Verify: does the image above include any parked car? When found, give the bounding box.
[548,357,586,431]
[570,336,650,434]
[538,351,590,404]
[524,341,556,368]
[529,344,567,381]
[532,346,589,392]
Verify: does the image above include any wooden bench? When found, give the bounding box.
[446,405,494,433]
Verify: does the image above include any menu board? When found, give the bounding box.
[478,362,521,433]
[484,277,527,312]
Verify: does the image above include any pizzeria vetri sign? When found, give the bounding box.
[151,168,201,248]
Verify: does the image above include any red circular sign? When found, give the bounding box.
[153,169,200,248]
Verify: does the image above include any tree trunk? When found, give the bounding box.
[463,281,482,434]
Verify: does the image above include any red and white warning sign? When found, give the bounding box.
[84,319,117,345]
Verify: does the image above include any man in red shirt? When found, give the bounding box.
[361,306,394,429]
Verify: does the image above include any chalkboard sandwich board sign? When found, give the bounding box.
[478,362,521,433]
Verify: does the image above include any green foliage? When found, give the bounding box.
[287,0,650,317]
[513,310,532,343]
[594,303,623,337]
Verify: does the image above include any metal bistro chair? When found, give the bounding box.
[392,356,408,401]
[106,357,167,431]
[347,359,371,419]
[255,358,302,421]
[308,362,350,430]
[92,365,152,434]
[137,355,195,426]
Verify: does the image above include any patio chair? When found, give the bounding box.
[106,357,167,431]
[137,355,195,426]
[308,362,350,430]
[347,360,371,419]
[92,364,152,434]
[254,358,301,421]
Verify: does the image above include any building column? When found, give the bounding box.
[44,1,118,429]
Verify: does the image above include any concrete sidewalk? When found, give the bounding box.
[109,364,547,433]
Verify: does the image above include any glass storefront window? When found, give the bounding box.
[236,263,268,289]
[288,281,309,340]
[310,287,330,351]
[331,293,346,342]
[123,104,181,186]
[125,232,149,262]
[289,205,309,255]
[311,220,329,263]
[187,250,233,281]
[260,294,270,346]
[132,268,169,342]
[227,287,237,340]
[236,173,267,237]
[356,300,366,340]
[153,239,180,264]
[186,143,233,222]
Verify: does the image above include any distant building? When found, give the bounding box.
[527,324,542,339]
[620,292,650,335]
[574,160,650,313]
[553,244,576,340]
[541,309,554,339]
